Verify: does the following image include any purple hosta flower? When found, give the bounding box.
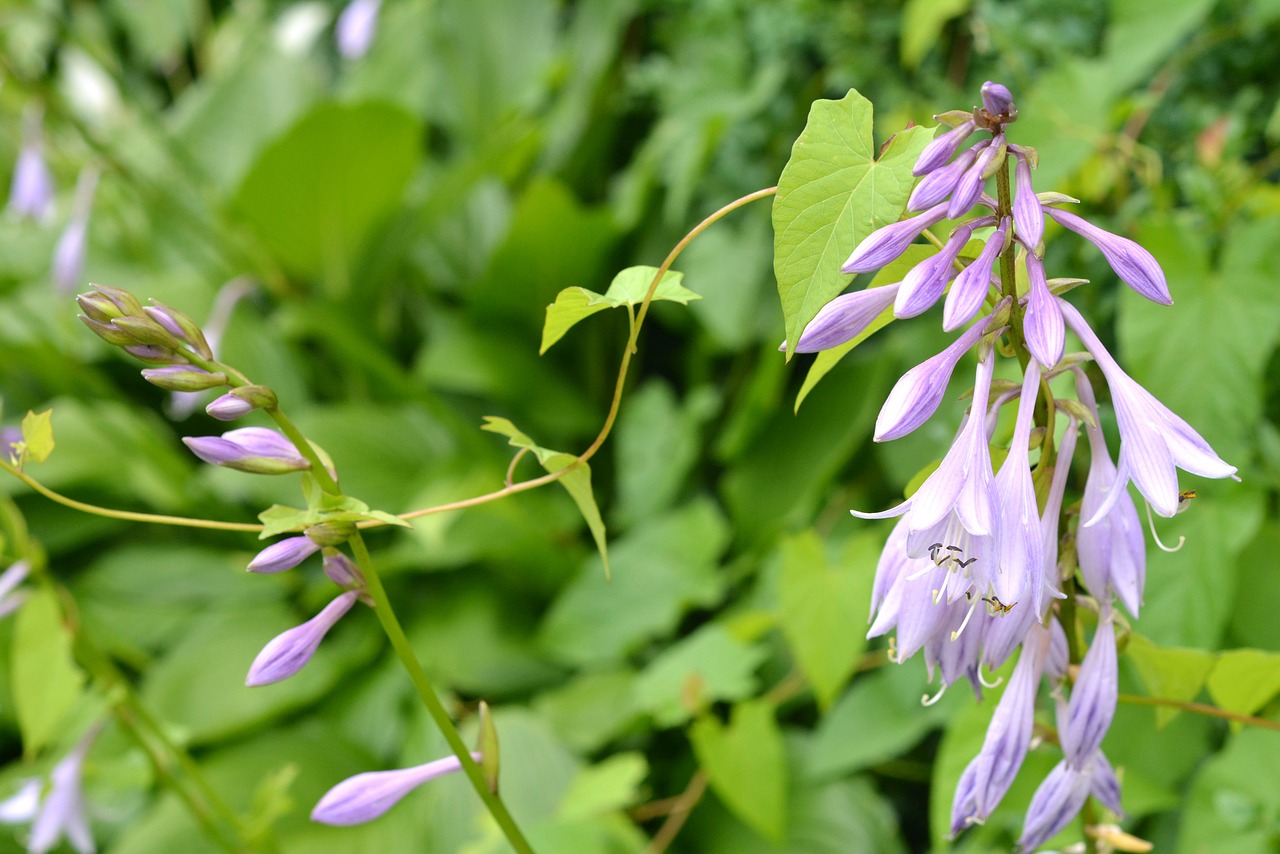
[896,219,990,318]
[335,0,382,59]
[247,536,322,574]
[913,120,977,177]
[788,282,899,352]
[1036,414,1079,607]
[0,724,101,854]
[1017,750,1122,853]
[981,81,1016,118]
[991,362,1045,614]
[1023,253,1064,369]
[246,591,359,686]
[924,596,988,696]
[1045,207,1171,305]
[944,218,1006,332]
[322,551,365,588]
[1059,299,1236,518]
[312,752,481,826]
[0,560,31,620]
[1075,372,1145,615]
[909,145,978,212]
[52,168,98,295]
[8,109,54,223]
[1012,153,1043,250]
[205,393,255,421]
[183,427,310,475]
[875,319,990,441]
[1060,606,1118,768]
[842,202,949,274]
[951,621,1055,835]
[948,137,1001,220]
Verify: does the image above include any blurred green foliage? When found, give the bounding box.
[0,0,1278,851]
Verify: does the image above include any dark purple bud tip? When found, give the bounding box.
[981,82,1016,117]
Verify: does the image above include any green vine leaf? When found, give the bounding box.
[540,266,698,353]
[20,409,55,464]
[773,89,931,360]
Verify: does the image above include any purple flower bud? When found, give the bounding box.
[1023,254,1064,369]
[875,319,989,441]
[322,551,365,588]
[841,203,949,274]
[948,141,1000,220]
[788,282,899,353]
[895,220,984,319]
[78,315,135,346]
[145,301,214,360]
[8,115,54,223]
[52,168,97,295]
[80,283,143,319]
[140,365,227,392]
[980,81,1016,117]
[246,591,358,686]
[1046,207,1172,305]
[1012,154,1043,249]
[1076,372,1145,615]
[122,344,185,366]
[1061,300,1235,518]
[944,218,1006,332]
[206,393,255,421]
[1060,611,1118,767]
[913,120,977,177]
[909,146,977,212]
[335,0,382,59]
[183,427,311,475]
[311,752,481,826]
[247,536,321,574]
[992,363,1044,611]
[1016,759,1093,852]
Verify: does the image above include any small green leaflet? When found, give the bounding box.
[540,266,700,353]
[19,409,55,464]
[1125,634,1280,729]
[258,499,409,539]
[481,417,609,577]
[773,88,931,360]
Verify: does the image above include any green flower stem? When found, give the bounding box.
[994,158,1030,373]
[347,533,535,854]
[263,407,342,496]
[0,459,261,532]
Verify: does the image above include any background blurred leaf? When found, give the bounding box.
[690,699,787,843]
[12,589,84,756]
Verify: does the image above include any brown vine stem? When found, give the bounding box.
[642,770,709,854]
[398,185,778,523]
[1117,694,1280,732]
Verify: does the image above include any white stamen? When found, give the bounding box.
[1145,501,1185,553]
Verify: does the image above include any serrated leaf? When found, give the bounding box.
[21,409,54,463]
[794,244,934,411]
[481,417,608,576]
[690,699,787,842]
[778,531,875,709]
[539,266,697,353]
[601,266,699,305]
[1125,633,1216,728]
[773,89,931,359]
[13,589,85,756]
[1206,649,1280,722]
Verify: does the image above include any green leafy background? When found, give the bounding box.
[0,1,1278,852]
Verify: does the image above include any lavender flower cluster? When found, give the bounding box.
[795,83,1236,849]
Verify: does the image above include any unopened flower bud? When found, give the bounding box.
[182,427,311,475]
[913,120,976,176]
[78,315,135,346]
[248,536,321,573]
[145,301,214,360]
[140,366,228,392]
[88,283,145,318]
[322,551,364,588]
[122,345,186,366]
[980,81,1016,117]
[110,315,182,350]
[311,752,480,826]
[206,385,277,421]
[306,521,357,547]
[246,591,359,686]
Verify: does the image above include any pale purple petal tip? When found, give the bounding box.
[1046,207,1172,305]
[841,203,948,274]
[246,591,359,686]
[981,81,1016,116]
[790,283,899,352]
[206,393,255,421]
[311,753,480,826]
[1013,155,1043,248]
[944,219,1005,331]
[1023,255,1064,368]
[9,146,55,222]
[248,537,321,574]
[183,427,310,474]
[913,120,976,177]
[875,320,987,441]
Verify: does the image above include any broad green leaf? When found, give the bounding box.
[20,409,53,463]
[778,531,875,709]
[1125,633,1216,728]
[1206,649,1280,721]
[481,417,608,576]
[1180,726,1280,854]
[556,752,648,821]
[12,589,84,756]
[808,661,963,781]
[773,89,931,358]
[900,0,973,68]
[632,624,766,727]
[539,499,728,666]
[690,699,787,842]
[540,266,698,353]
[532,669,640,754]
[233,101,421,287]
